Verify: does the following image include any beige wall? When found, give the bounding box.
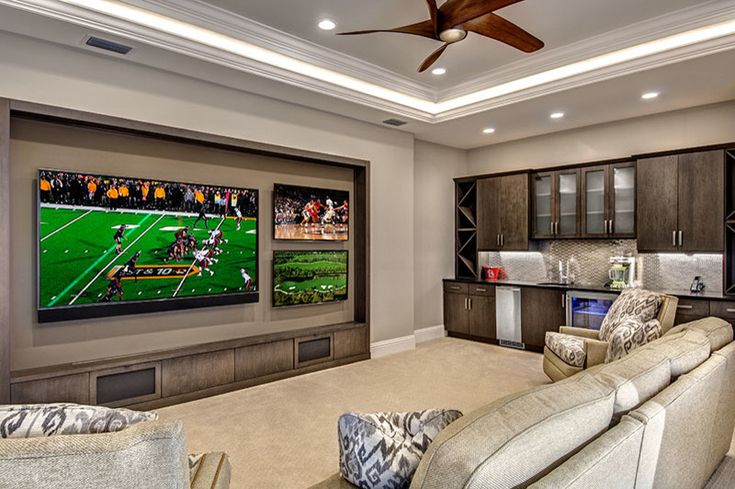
[413,140,468,330]
[0,31,415,369]
[468,101,735,174]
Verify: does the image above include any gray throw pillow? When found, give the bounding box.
[0,403,158,438]
[338,409,462,489]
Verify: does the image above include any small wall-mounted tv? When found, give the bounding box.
[272,250,348,307]
[273,183,349,241]
[37,169,259,322]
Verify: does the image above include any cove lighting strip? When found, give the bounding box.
[59,0,735,117]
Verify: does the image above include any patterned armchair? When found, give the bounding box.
[543,289,678,382]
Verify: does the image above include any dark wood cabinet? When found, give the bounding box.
[443,282,496,339]
[638,150,724,252]
[532,169,580,239]
[521,287,566,350]
[581,162,636,238]
[477,174,529,251]
[443,289,470,335]
[678,151,725,252]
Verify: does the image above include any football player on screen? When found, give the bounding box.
[113,224,127,255]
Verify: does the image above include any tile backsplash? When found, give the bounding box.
[478,240,723,293]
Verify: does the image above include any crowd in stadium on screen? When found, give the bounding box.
[39,170,257,217]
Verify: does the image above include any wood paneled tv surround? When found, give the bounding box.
[0,99,370,408]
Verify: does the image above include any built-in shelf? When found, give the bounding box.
[456,179,478,280]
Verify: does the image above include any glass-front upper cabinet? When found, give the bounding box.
[532,172,553,238]
[556,169,580,237]
[532,170,579,238]
[582,162,636,238]
[611,164,636,237]
[582,167,607,236]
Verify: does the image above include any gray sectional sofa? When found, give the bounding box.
[0,419,230,489]
[313,316,735,489]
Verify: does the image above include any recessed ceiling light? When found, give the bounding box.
[641,91,660,100]
[482,127,496,134]
[431,67,447,76]
[550,112,565,119]
[318,19,336,31]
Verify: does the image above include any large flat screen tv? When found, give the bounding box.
[272,250,348,307]
[37,169,259,322]
[273,183,349,241]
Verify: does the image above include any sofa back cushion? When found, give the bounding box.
[0,403,157,439]
[629,353,728,489]
[582,350,671,416]
[409,377,615,489]
[665,317,733,352]
[527,416,645,489]
[635,329,711,377]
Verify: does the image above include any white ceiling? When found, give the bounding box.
[204,0,706,90]
[0,0,734,150]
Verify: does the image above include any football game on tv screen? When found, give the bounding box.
[37,169,258,322]
[273,184,349,241]
[272,250,348,307]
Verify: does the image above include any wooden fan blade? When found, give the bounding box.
[338,19,437,40]
[418,44,449,72]
[426,0,439,34]
[440,0,524,29]
[464,13,544,52]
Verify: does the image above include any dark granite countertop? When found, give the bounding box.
[443,277,732,301]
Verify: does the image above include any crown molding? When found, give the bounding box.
[2,0,735,124]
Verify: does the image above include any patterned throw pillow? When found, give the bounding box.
[606,318,663,363]
[0,403,158,439]
[338,409,462,489]
[599,288,663,342]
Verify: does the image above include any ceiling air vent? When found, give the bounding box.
[85,36,133,55]
[382,118,408,127]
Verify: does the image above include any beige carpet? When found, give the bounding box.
[157,337,549,488]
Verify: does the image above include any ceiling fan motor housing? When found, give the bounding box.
[439,28,468,43]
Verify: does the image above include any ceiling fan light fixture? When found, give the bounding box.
[439,28,467,44]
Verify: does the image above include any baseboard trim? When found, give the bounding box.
[370,334,416,359]
[415,325,446,344]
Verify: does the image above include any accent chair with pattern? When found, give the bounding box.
[543,288,678,382]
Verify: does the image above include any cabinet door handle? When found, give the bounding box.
[550,221,554,235]
[726,308,735,313]
[678,231,683,247]
[561,294,566,308]
[496,234,500,247]
[501,234,504,247]
[464,297,468,310]
[555,222,559,235]
[604,220,608,234]
[673,231,677,247]
[609,219,614,234]
[449,285,461,291]
[475,288,487,292]
[468,298,472,310]
[677,305,694,310]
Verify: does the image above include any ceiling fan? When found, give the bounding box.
[338,0,544,72]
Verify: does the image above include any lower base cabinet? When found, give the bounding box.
[521,287,566,351]
[443,282,496,340]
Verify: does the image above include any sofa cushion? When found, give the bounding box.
[338,409,462,489]
[545,332,586,368]
[665,317,733,352]
[636,329,711,377]
[410,376,615,489]
[606,318,662,363]
[599,288,662,342]
[189,452,232,489]
[583,349,671,416]
[0,404,157,439]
